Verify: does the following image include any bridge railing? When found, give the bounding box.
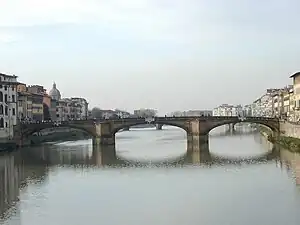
[19,116,279,127]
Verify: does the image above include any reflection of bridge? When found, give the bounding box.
[0,145,299,219]
[210,129,258,138]
[22,144,281,167]
[16,117,280,151]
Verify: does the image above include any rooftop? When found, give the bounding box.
[1,81,24,85]
[289,72,300,78]
[0,72,18,78]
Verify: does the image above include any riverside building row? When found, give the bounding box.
[0,72,89,141]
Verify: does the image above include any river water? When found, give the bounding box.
[0,125,300,225]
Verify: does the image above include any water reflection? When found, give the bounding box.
[0,150,50,222]
[17,143,281,168]
[279,150,300,186]
[1,128,300,224]
[0,152,23,222]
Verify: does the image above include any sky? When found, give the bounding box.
[0,0,300,115]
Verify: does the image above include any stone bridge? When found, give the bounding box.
[15,116,280,151]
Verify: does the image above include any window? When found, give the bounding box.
[0,118,3,128]
[5,106,8,115]
[12,108,15,115]
[0,105,2,115]
[5,122,8,128]
[0,92,2,102]
[4,86,7,91]
[4,94,7,103]
[12,95,15,102]
[18,101,22,107]
[12,86,14,91]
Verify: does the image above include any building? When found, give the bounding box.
[49,82,61,101]
[0,73,19,140]
[290,72,300,121]
[270,86,293,119]
[26,85,47,122]
[133,108,157,117]
[168,111,185,117]
[243,105,252,117]
[50,99,57,121]
[17,84,33,121]
[48,83,89,121]
[56,99,68,121]
[70,97,89,119]
[55,97,89,121]
[114,109,131,118]
[183,110,213,116]
[43,94,52,121]
[251,89,278,117]
[31,93,44,122]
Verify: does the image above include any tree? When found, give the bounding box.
[91,107,102,118]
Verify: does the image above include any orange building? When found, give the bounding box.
[43,94,51,107]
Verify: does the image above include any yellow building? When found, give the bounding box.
[17,84,33,121]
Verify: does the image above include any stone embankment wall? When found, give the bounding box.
[280,121,300,139]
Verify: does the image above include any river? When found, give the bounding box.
[0,125,300,225]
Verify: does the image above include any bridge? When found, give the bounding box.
[15,116,280,152]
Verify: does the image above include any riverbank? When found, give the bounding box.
[258,126,300,153]
[0,129,90,152]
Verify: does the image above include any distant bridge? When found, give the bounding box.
[15,116,280,151]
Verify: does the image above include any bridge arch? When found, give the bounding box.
[112,121,188,135]
[21,124,97,138]
[207,119,279,134]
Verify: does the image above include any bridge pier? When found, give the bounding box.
[156,124,163,130]
[185,146,211,164]
[187,134,209,153]
[92,135,115,146]
[228,123,235,133]
[92,145,117,166]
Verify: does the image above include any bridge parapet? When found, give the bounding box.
[15,116,280,148]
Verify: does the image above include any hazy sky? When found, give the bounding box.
[0,0,299,114]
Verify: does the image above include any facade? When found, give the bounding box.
[133,108,157,117]
[55,97,89,121]
[251,89,278,117]
[0,73,18,140]
[101,110,117,119]
[170,110,213,117]
[115,109,131,118]
[56,99,68,121]
[43,94,52,121]
[31,93,44,122]
[243,105,252,117]
[270,86,293,119]
[290,72,300,122]
[213,104,243,117]
[17,90,33,121]
[49,83,89,121]
[183,110,213,116]
[50,99,57,121]
[27,85,46,122]
[70,97,89,119]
